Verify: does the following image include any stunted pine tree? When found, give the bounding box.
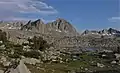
[28,36,50,51]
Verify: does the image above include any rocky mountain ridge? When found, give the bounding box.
[82,28,120,37]
[21,18,79,36]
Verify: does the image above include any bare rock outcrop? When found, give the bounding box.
[5,60,31,73]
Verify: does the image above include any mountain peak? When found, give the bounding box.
[56,18,70,24]
[33,19,44,25]
[108,28,120,34]
[48,18,78,35]
[26,20,32,25]
[21,18,79,36]
[56,18,67,21]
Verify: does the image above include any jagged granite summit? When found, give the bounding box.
[21,18,79,36]
[21,19,44,32]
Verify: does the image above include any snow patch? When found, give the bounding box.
[64,30,68,33]
[7,24,10,26]
[56,29,61,32]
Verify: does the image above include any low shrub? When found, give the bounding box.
[23,51,41,59]
[8,53,21,58]
[27,36,50,51]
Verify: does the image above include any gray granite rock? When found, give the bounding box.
[5,60,31,73]
[0,70,4,73]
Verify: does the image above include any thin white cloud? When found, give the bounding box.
[0,0,58,20]
[111,17,120,20]
[108,17,120,22]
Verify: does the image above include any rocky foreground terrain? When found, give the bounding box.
[0,18,120,73]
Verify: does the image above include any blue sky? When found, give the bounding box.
[0,0,119,30]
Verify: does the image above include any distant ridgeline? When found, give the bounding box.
[82,28,120,37]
